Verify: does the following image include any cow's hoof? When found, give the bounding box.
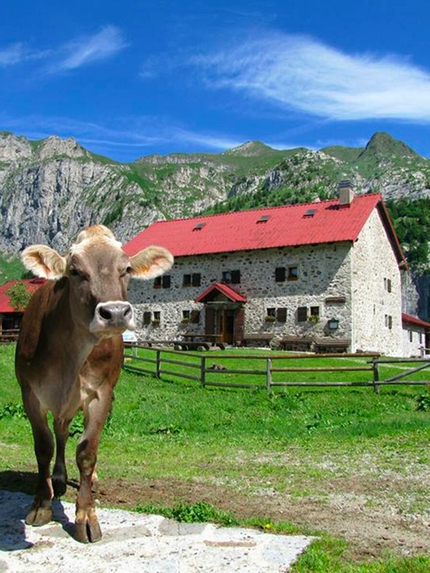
[75,509,102,543]
[52,474,68,498]
[25,500,53,526]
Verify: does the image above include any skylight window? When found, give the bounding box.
[193,222,206,231]
[303,209,317,218]
[257,215,270,223]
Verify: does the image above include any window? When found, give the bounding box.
[288,266,299,280]
[409,330,413,342]
[267,307,276,317]
[420,332,423,344]
[143,311,151,325]
[182,309,200,323]
[385,315,392,329]
[297,306,308,322]
[276,308,287,323]
[275,267,286,282]
[193,223,206,231]
[154,275,171,289]
[153,311,161,324]
[275,266,298,282]
[183,273,201,287]
[384,278,392,293]
[310,306,320,317]
[222,270,240,284]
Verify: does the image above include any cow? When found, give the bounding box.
[15,225,173,543]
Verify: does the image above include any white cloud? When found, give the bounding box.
[0,114,242,152]
[173,128,243,150]
[191,33,430,122]
[49,26,128,72]
[0,43,50,67]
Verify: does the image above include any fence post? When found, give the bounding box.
[266,358,272,393]
[156,349,161,379]
[200,356,206,388]
[372,356,380,394]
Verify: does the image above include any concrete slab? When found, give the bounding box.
[0,491,314,572]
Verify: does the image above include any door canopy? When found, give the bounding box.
[195,282,247,304]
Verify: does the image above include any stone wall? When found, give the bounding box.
[351,209,403,356]
[402,323,426,357]
[129,242,354,345]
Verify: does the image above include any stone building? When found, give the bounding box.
[124,189,410,356]
[402,313,430,357]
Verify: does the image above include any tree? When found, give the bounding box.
[6,282,32,311]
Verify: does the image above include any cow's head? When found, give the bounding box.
[21,225,173,338]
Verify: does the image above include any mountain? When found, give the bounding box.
[1,130,430,262]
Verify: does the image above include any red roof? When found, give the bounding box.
[124,194,406,266]
[402,313,430,330]
[0,278,45,313]
[195,282,247,304]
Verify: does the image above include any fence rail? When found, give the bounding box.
[123,344,430,392]
[0,329,20,344]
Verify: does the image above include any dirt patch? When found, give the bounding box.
[88,476,430,560]
[1,471,429,561]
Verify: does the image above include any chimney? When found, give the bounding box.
[338,180,354,206]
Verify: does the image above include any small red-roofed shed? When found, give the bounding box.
[0,278,45,340]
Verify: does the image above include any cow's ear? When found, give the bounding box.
[129,246,174,280]
[22,246,67,280]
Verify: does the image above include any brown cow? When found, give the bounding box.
[15,225,173,543]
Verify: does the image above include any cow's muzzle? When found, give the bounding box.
[90,301,135,334]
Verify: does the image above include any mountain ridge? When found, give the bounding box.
[1,130,430,259]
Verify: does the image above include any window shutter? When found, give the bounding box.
[231,270,241,284]
[192,273,201,287]
[275,267,286,282]
[143,312,151,325]
[191,310,200,323]
[297,307,307,322]
[277,308,287,322]
[163,275,171,288]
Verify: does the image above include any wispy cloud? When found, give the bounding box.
[190,32,430,123]
[0,42,50,67]
[49,26,128,72]
[0,114,243,153]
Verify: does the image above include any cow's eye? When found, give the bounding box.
[70,268,88,280]
[120,267,132,278]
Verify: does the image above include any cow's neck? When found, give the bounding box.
[44,281,104,376]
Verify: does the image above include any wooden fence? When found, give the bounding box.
[0,329,20,344]
[123,344,430,392]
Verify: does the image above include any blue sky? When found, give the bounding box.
[2,0,430,161]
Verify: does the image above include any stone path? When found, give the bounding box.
[0,491,313,572]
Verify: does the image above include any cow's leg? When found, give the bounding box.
[52,418,71,497]
[22,393,54,526]
[74,392,113,543]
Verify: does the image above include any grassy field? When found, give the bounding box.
[1,344,430,572]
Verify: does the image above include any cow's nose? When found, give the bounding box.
[93,301,134,331]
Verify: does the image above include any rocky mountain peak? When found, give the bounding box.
[36,136,89,160]
[0,132,32,162]
[359,132,419,160]
[222,140,276,157]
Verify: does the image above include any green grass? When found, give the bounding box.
[0,251,25,283]
[1,344,430,571]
